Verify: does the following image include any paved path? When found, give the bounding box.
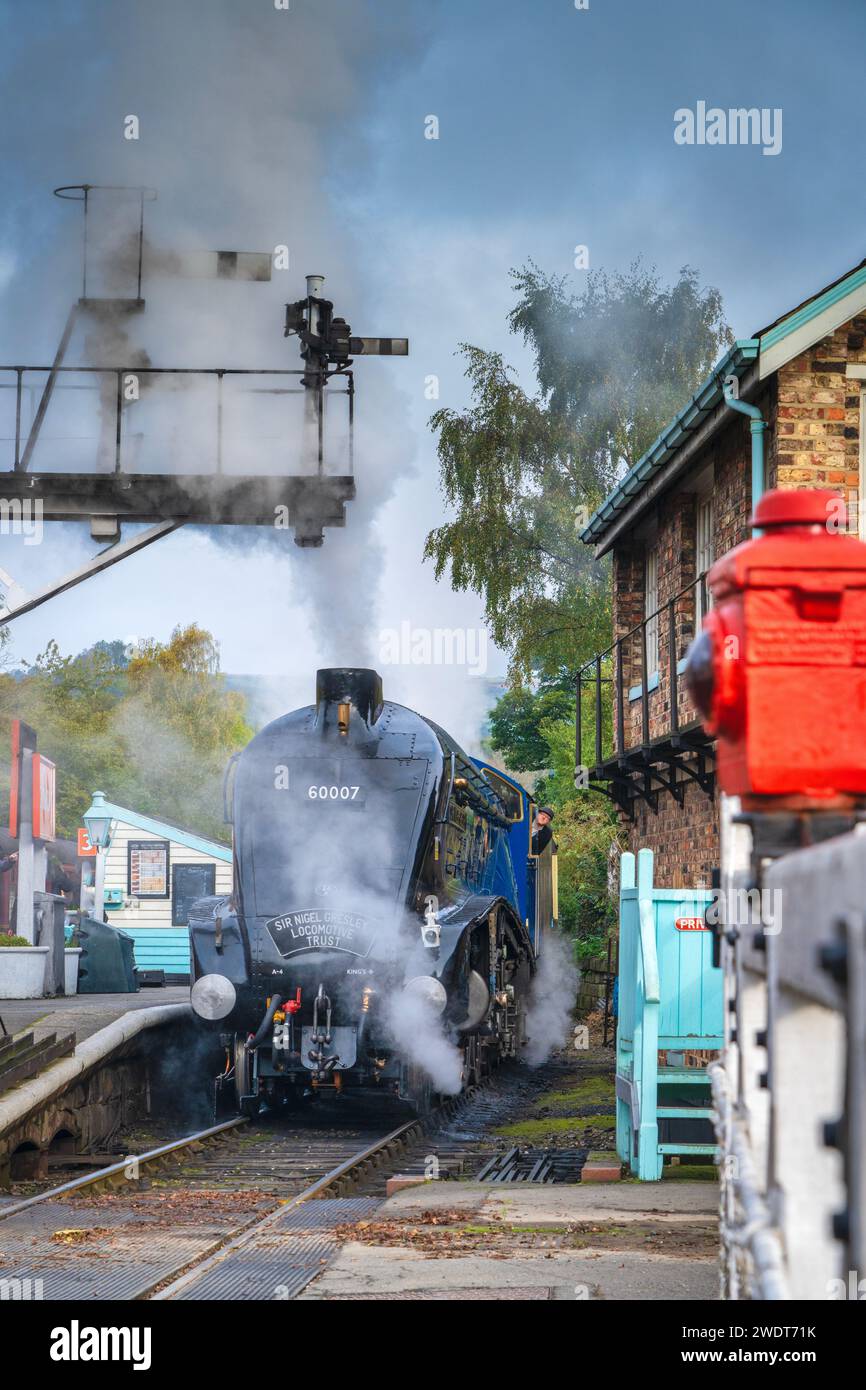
[299,1179,719,1301]
[0,986,190,1044]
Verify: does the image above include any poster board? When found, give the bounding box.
[31,754,56,842]
[128,840,170,898]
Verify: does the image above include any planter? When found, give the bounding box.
[64,948,82,996]
[0,946,49,999]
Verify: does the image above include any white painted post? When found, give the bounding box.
[14,747,35,944]
[93,846,106,923]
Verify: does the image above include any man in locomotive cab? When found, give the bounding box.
[531,807,554,856]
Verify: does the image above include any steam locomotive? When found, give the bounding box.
[188,668,556,1112]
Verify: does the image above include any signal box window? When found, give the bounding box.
[645,545,659,676]
[696,495,714,626]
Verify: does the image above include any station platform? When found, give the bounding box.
[298,1176,719,1301]
[0,987,190,1047]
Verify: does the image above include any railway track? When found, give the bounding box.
[0,1056,601,1299]
[0,1103,417,1300]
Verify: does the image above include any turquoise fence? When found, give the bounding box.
[615,849,722,1180]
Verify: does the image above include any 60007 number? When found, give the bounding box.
[307,784,362,801]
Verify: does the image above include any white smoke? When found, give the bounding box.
[385,987,463,1097]
[0,0,422,657]
[249,754,465,1097]
[523,930,579,1067]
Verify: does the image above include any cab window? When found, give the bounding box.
[483,769,524,822]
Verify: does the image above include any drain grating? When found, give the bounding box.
[476,1146,588,1183]
[161,1196,383,1300]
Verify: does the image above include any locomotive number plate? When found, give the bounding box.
[304,784,366,805]
[266,908,376,958]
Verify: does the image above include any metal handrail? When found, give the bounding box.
[576,569,710,769]
[0,364,352,477]
[577,569,709,679]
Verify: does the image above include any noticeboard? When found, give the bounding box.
[128,840,170,898]
[171,863,216,925]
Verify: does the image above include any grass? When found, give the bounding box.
[494,1114,616,1141]
[621,1165,719,1184]
[531,1076,615,1111]
[662,1163,718,1182]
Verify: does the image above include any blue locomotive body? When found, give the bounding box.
[188,669,551,1110]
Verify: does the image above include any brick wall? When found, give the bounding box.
[576,953,615,1016]
[773,317,866,525]
[610,404,763,763]
[626,779,718,889]
[713,402,756,555]
[608,402,762,886]
[603,320,866,889]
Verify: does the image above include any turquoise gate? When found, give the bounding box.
[615,849,722,1180]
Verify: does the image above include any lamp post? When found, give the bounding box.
[83,791,113,922]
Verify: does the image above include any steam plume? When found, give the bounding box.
[523,931,579,1067]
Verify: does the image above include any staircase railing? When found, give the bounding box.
[635,884,661,1178]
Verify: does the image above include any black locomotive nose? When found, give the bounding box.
[316,668,384,727]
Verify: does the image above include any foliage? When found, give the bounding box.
[430,258,730,955]
[508,259,733,477]
[538,714,624,955]
[0,934,32,947]
[425,261,732,683]
[487,685,573,771]
[0,625,252,844]
[425,344,611,682]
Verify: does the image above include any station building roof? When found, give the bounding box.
[83,793,232,862]
[580,255,866,555]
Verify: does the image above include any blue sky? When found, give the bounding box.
[1,0,864,740]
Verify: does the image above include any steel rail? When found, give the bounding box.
[0,1115,248,1221]
[149,1115,423,1301]
[0,1074,490,1301]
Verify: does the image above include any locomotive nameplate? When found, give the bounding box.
[266,908,376,958]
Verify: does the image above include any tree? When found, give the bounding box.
[113,625,252,842]
[425,260,732,682]
[425,345,610,681]
[487,686,573,772]
[535,713,624,956]
[0,625,252,844]
[0,640,129,836]
[431,259,731,954]
[508,260,732,480]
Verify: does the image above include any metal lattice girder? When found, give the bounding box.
[0,520,182,626]
[0,470,354,529]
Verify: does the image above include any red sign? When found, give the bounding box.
[675,917,708,932]
[31,754,56,842]
[77,827,97,858]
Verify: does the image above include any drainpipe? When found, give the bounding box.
[723,377,765,535]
